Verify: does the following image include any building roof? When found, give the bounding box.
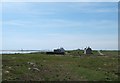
[84,47,92,51]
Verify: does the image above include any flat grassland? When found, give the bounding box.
[2,50,119,81]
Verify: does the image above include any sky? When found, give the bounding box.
[1,0,119,2]
[1,2,118,50]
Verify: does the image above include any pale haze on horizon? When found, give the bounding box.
[1,2,118,50]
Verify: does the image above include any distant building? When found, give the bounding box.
[84,47,92,54]
[77,48,80,51]
[54,47,65,54]
[46,47,65,55]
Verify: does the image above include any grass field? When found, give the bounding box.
[2,50,119,81]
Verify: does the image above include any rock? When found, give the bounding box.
[28,68,31,70]
[5,71,9,74]
[33,68,40,71]
[8,67,12,69]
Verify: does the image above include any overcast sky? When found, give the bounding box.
[1,2,118,50]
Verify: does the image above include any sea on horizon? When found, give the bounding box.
[0,50,44,54]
